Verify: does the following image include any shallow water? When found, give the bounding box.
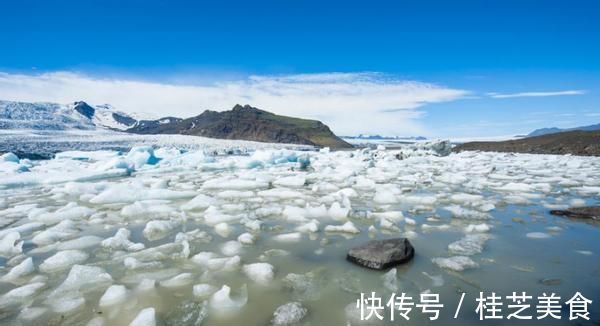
[0,147,599,325]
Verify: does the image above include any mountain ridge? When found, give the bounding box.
[528,123,600,137]
[0,100,351,148]
[454,130,600,156]
[128,104,352,148]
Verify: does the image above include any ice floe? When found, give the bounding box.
[99,284,128,307]
[324,221,360,234]
[102,228,145,251]
[39,250,89,272]
[1,257,35,283]
[129,307,157,326]
[432,256,479,272]
[243,262,275,285]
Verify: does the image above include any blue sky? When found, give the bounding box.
[0,0,598,137]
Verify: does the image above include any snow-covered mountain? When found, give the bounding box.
[0,100,138,131]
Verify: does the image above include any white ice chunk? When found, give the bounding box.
[371,211,404,222]
[121,201,173,217]
[221,241,243,256]
[242,263,275,285]
[57,235,103,250]
[123,257,161,270]
[181,194,216,211]
[0,282,45,307]
[448,234,489,256]
[237,232,256,245]
[214,223,231,238]
[432,256,479,272]
[31,219,77,246]
[50,265,113,298]
[526,232,551,239]
[464,223,491,233]
[354,176,376,190]
[129,307,156,326]
[1,152,20,163]
[373,191,397,204]
[283,205,308,222]
[39,250,89,272]
[89,184,195,204]
[160,273,194,288]
[136,279,156,292]
[382,268,398,291]
[0,232,23,258]
[217,190,255,199]
[274,175,306,188]
[328,202,350,221]
[126,146,159,169]
[379,217,399,231]
[51,295,85,314]
[193,283,218,298]
[204,207,240,226]
[258,188,304,199]
[102,228,145,251]
[203,177,268,191]
[324,221,360,234]
[444,205,489,220]
[209,285,248,312]
[1,257,34,282]
[295,220,319,233]
[273,232,302,243]
[143,220,176,241]
[99,285,128,307]
[191,252,217,265]
[207,256,241,271]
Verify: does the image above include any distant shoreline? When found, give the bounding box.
[453,130,600,156]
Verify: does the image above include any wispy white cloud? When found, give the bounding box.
[0,71,468,135]
[487,90,586,98]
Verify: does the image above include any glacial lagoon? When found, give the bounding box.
[0,144,598,325]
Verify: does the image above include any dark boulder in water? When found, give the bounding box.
[550,206,600,220]
[347,238,415,270]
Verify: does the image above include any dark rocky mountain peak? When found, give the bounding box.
[73,101,95,119]
[127,104,352,148]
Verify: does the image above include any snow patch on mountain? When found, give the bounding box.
[0,100,138,131]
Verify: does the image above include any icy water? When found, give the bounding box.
[0,146,599,325]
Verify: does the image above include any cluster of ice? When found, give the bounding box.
[0,141,599,324]
[102,228,145,251]
[0,152,30,173]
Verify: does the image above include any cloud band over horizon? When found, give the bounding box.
[487,90,586,98]
[0,71,468,136]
